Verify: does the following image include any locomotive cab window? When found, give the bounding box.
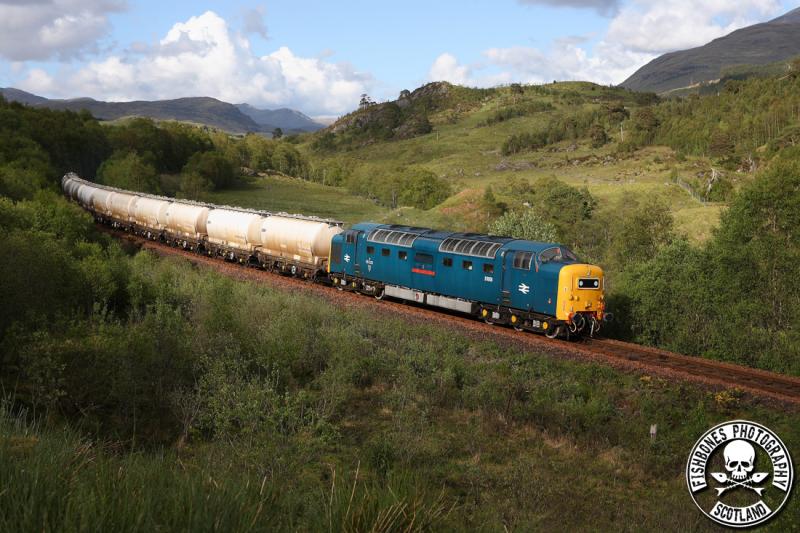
[345,231,356,244]
[399,251,407,260]
[513,251,533,270]
[442,257,453,267]
[366,246,375,254]
[381,248,390,256]
[483,263,494,274]
[463,260,473,271]
[539,246,578,264]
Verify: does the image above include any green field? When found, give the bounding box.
[207,175,390,224]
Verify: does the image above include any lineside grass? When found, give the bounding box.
[2,252,798,531]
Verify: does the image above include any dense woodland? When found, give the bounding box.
[0,73,799,529]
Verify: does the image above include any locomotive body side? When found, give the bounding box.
[329,223,604,337]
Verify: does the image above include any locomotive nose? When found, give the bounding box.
[555,264,605,329]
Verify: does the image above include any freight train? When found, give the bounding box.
[62,173,605,338]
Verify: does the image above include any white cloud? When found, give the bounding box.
[429,0,783,87]
[607,0,781,54]
[16,11,373,116]
[429,53,472,85]
[0,0,125,61]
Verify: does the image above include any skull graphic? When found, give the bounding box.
[724,440,756,481]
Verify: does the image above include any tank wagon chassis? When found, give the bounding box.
[103,216,322,280]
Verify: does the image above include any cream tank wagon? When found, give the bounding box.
[61,173,343,279]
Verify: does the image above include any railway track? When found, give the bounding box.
[111,229,800,406]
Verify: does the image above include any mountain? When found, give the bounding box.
[621,7,800,94]
[235,104,323,133]
[0,88,322,134]
[0,87,50,106]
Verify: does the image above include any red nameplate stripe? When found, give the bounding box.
[411,267,436,276]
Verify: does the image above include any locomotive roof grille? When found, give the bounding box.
[367,228,420,247]
[439,237,502,258]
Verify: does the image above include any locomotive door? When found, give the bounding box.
[342,230,361,277]
[411,251,436,293]
[501,250,534,311]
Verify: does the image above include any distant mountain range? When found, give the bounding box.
[0,88,324,134]
[621,7,800,94]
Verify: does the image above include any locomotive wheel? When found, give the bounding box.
[513,326,524,332]
[374,289,385,300]
[545,326,562,339]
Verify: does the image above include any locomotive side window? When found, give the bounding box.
[415,252,434,264]
[366,246,375,254]
[463,260,473,271]
[513,251,533,270]
[399,251,407,260]
[442,257,453,267]
[381,248,390,256]
[483,263,494,274]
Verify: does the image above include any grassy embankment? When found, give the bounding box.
[2,252,798,531]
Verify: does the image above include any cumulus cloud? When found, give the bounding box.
[17,11,373,116]
[0,0,125,61]
[607,0,780,54]
[431,0,783,87]
[428,53,472,85]
[517,0,620,16]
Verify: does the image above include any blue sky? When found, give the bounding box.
[0,0,797,117]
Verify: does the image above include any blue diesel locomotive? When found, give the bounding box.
[329,223,605,338]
